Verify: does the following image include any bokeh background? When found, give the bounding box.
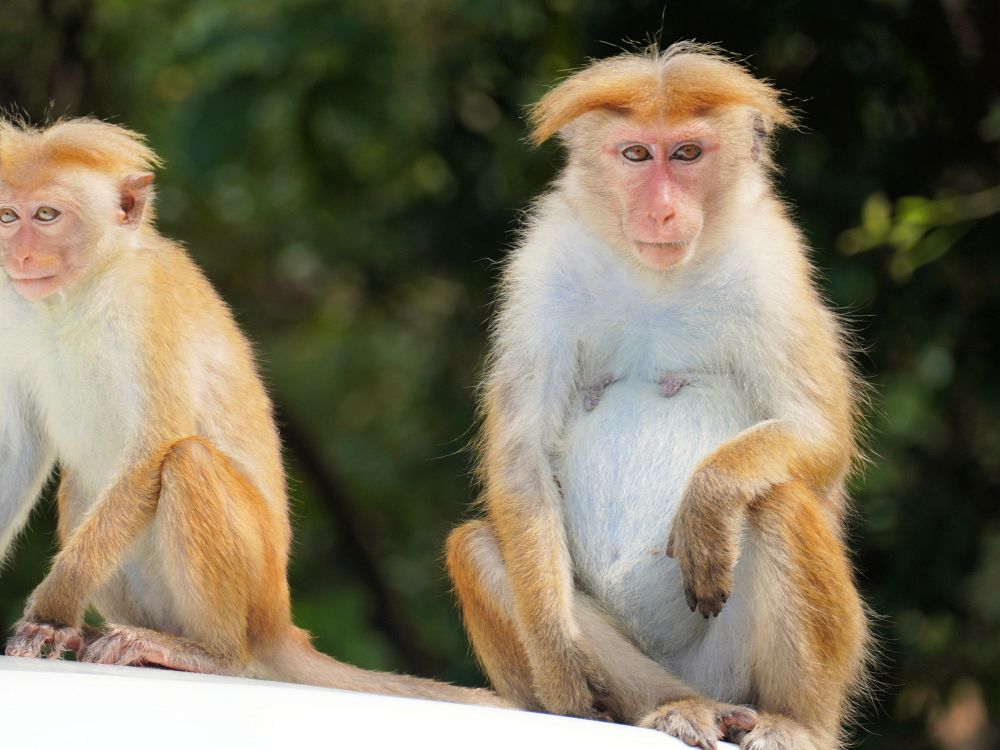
[1,1,998,747]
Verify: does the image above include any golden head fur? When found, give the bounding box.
[528,42,796,146]
[0,118,162,188]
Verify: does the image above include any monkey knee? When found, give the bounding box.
[446,520,499,576]
[161,436,219,476]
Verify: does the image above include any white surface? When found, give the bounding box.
[0,655,735,750]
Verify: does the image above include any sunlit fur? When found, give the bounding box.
[0,118,505,707]
[528,43,796,147]
[448,43,869,750]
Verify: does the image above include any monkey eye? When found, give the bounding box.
[33,206,61,222]
[670,144,702,162]
[622,144,652,162]
[0,207,19,224]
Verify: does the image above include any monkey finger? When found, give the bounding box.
[697,595,726,619]
[683,582,698,612]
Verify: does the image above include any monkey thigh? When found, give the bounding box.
[446,519,688,721]
[113,437,287,667]
[731,480,867,739]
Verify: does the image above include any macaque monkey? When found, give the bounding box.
[446,43,869,748]
[0,117,504,707]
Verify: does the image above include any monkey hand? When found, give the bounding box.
[531,643,617,722]
[666,469,743,618]
[5,617,84,659]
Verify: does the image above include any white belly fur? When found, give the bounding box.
[560,374,759,699]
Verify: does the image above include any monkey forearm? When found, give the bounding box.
[487,484,606,716]
[25,449,165,625]
[693,418,850,504]
[668,419,852,618]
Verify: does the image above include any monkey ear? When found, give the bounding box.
[118,172,154,229]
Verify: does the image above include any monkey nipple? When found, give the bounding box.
[583,374,616,411]
[659,374,691,398]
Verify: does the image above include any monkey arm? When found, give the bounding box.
[0,387,55,564]
[20,445,168,628]
[482,392,610,718]
[667,303,858,618]
[476,275,611,717]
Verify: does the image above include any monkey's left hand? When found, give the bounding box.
[666,467,745,618]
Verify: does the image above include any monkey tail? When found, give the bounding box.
[253,626,508,708]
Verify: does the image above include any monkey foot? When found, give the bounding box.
[733,713,819,750]
[640,699,758,750]
[5,620,83,659]
[80,624,228,674]
[583,374,616,411]
[659,373,691,397]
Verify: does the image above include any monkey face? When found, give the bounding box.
[596,117,724,271]
[0,171,151,302]
[0,185,91,301]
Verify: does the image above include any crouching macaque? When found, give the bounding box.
[446,43,870,748]
[0,117,504,706]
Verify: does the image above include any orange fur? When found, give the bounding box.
[529,42,796,146]
[0,118,161,190]
[0,117,507,708]
[449,43,869,750]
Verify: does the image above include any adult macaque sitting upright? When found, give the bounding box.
[0,117,503,707]
[447,43,870,749]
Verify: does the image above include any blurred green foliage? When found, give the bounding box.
[1,1,999,748]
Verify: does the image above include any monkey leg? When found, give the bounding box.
[80,437,289,673]
[733,480,868,750]
[81,625,231,673]
[6,452,166,659]
[446,519,719,727]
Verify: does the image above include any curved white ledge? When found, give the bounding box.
[0,656,740,749]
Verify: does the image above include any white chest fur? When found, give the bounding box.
[561,372,757,660]
[0,286,144,502]
[540,223,766,685]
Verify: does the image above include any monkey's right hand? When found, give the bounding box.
[531,643,616,722]
[666,468,744,618]
[5,618,84,660]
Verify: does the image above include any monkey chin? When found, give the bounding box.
[9,274,65,302]
[632,240,690,270]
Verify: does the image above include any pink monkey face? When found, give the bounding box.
[599,118,725,271]
[0,186,90,301]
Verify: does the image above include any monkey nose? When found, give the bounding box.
[649,207,675,225]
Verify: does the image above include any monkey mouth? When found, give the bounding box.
[8,274,62,301]
[633,240,689,269]
[7,272,59,282]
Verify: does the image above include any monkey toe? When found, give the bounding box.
[81,626,168,668]
[719,706,758,743]
[640,699,724,750]
[5,621,82,658]
[737,715,817,750]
